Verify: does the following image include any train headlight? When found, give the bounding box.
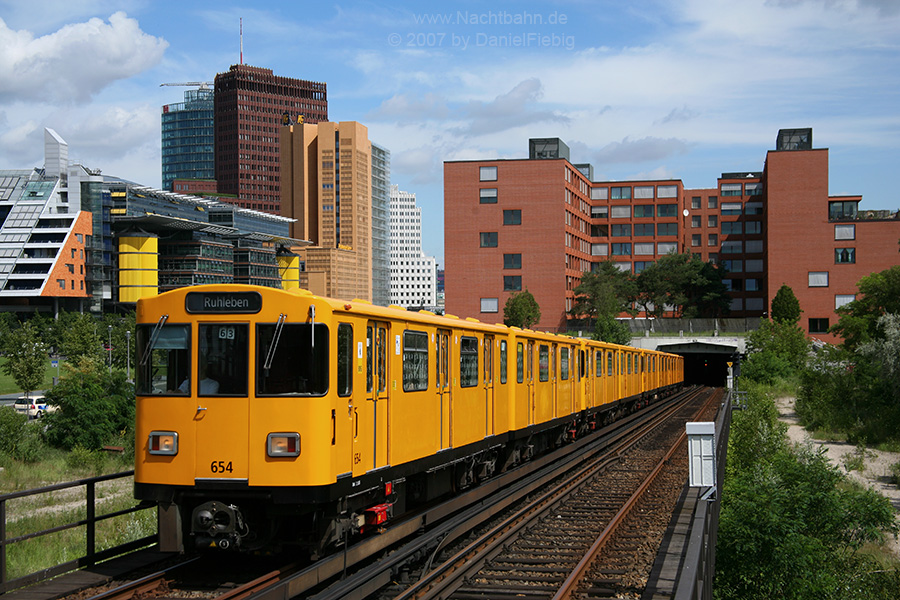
[267,433,300,457]
[148,431,178,455]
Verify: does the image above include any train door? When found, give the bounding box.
[558,345,571,417]
[527,341,536,425]
[483,335,494,436]
[365,321,390,472]
[550,344,558,418]
[436,329,451,450]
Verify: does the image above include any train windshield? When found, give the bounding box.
[136,324,191,395]
[257,323,329,396]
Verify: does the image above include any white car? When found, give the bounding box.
[13,395,55,419]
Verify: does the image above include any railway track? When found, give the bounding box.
[65,387,717,600]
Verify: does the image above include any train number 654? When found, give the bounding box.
[211,460,234,474]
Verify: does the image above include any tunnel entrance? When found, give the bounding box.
[657,341,740,388]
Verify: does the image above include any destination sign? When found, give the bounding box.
[185,292,262,314]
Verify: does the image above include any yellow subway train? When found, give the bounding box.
[134,285,683,552]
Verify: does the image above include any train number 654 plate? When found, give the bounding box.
[210,460,234,474]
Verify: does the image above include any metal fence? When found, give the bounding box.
[0,471,156,594]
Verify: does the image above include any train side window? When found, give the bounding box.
[516,342,524,384]
[337,323,353,397]
[402,330,428,391]
[199,324,249,396]
[257,323,328,396]
[595,350,602,377]
[607,352,613,377]
[500,341,508,384]
[560,347,569,381]
[136,324,190,396]
[539,345,549,382]
[460,336,478,387]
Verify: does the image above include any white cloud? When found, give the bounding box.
[0,12,168,104]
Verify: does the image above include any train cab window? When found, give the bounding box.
[500,341,508,384]
[539,345,549,382]
[136,324,190,395]
[460,336,479,387]
[257,323,328,396]
[198,324,248,396]
[560,347,569,381]
[402,330,428,391]
[337,324,353,397]
[516,342,524,383]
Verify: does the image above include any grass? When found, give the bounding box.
[0,357,59,395]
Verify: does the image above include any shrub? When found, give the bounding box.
[0,406,43,462]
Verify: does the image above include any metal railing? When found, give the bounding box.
[0,470,157,594]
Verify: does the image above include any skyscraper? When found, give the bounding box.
[161,87,214,192]
[390,185,437,309]
[371,143,391,306]
[215,64,327,214]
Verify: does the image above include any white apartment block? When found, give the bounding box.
[389,185,437,309]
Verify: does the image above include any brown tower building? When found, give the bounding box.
[214,64,327,214]
[280,121,373,301]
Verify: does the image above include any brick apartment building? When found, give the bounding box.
[444,129,900,341]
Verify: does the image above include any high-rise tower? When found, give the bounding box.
[161,87,214,192]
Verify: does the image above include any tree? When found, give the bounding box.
[740,319,810,385]
[770,284,801,325]
[0,321,48,397]
[59,312,104,362]
[570,262,637,343]
[503,289,541,329]
[831,265,900,351]
[636,252,730,318]
[43,356,135,451]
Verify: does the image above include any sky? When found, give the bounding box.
[1,0,898,264]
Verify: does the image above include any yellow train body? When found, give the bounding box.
[134,285,683,551]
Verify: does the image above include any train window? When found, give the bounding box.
[257,323,328,396]
[337,324,353,397]
[539,345,549,382]
[500,341,508,384]
[516,343,524,383]
[607,352,614,377]
[460,336,478,387]
[560,347,569,381]
[595,351,602,377]
[402,331,428,391]
[198,324,248,396]
[136,324,190,395]
[627,354,632,375]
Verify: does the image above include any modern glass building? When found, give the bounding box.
[371,143,391,306]
[161,88,215,193]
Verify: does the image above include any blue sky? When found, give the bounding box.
[1,0,898,263]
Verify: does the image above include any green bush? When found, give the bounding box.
[65,445,106,475]
[0,406,44,462]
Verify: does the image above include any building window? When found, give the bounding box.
[835,294,855,309]
[57,279,65,289]
[721,202,743,215]
[745,201,763,215]
[479,166,497,181]
[809,318,830,334]
[745,221,762,234]
[634,205,654,218]
[657,185,678,198]
[691,196,701,209]
[657,223,677,236]
[611,186,631,200]
[612,224,631,237]
[730,298,743,311]
[746,297,764,311]
[480,232,498,247]
[634,186,654,199]
[634,242,654,255]
[591,187,608,200]
[691,215,701,228]
[746,278,760,291]
[503,210,522,225]
[592,224,609,237]
[481,298,499,312]
[504,276,522,291]
[745,240,764,253]
[809,271,829,287]
[611,243,631,256]
[479,188,498,203]
[834,224,855,240]
[745,183,762,196]
[657,242,677,254]
[591,206,608,219]
[722,221,743,235]
[835,248,856,264]
[592,243,608,256]
[634,223,654,236]
[708,215,718,227]
[610,205,631,218]
[829,200,858,220]
[657,204,677,218]
[721,183,742,196]
[634,261,652,273]
[691,234,701,247]
[504,253,522,269]
[746,259,763,272]
[708,234,718,246]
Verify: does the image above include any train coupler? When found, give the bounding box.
[361,503,393,533]
[191,501,248,550]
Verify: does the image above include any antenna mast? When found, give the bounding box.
[240,18,243,64]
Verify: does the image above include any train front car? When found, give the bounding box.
[134,285,351,553]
